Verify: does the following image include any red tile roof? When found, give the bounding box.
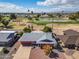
[29,47,50,59]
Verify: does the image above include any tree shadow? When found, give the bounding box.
[0,25,13,30]
[49,51,59,58]
[65,49,75,56]
[7,25,13,29]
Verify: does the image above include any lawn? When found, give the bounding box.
[9,17,28,30]
[0,17,28,30]
[32,20,52,25]
[31,18,79,25]
[2,16,10,20]
[0,17,79,31]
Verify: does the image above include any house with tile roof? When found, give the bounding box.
[18,32,57,47]
[57,29,79,49]
[63,29,79,36]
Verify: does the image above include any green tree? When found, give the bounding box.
[69,15,77,21]
[57,13,62,18]
[0,15,2,22]
[23,27,32,33]
[35,18,39,21]
[10,14,17,19]
[1,20,10,28]
[28,16,32,20]
[42,26,52,32]
[3,48,9,54]
[16,31,23,37]
[75,12,79,18]
[47,14,54,18]
[37,14,41,18]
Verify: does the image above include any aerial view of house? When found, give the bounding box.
[0,0,79,59]
[19,31,57,46]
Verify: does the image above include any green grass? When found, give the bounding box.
[2,16,10,20]
[51,21,79,24]
[32,20,52,25]
[31,19,79,25]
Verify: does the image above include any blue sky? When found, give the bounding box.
[0,0,41,8]
[0,0,79,13]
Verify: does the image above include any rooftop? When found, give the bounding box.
[64,29,79,36]
[19,32,57,45]
[0,31,16,33]
[29,47,49,59]
[57,29,79,46]
[0,31,16,42]
[19,33,44,41]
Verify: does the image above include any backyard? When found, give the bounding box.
[0,16,79,32]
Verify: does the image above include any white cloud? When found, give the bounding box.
[0,2,28,13]
[0,2,45,13]
[37,0,79,12]
[37,0,79,6]
[0,2,79,13]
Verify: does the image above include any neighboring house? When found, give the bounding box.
[0,31,17,47]
[18,32,57,47]
[29,47,49,59]
[57,29,79,49]
[63,29,79,36]
[13,45,49,59]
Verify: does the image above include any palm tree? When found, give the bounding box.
[28,9,30,12]
[31,11,33,14]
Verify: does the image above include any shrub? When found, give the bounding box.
[10,14,17,19]
[17,31,23,37]
[23,27,31,33]
[3,48,9,54]
[42,26,52,32]
[1,20,10,28]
